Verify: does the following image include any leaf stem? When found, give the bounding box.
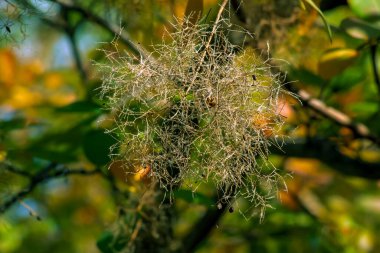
[370,44,380,101]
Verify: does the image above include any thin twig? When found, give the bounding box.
[1,162,33,177]
[293,87,379,144]
[48,0,145,59]
[180,203,227,253]
[186,0,229,93]
[270,138,380,179]
[19,200,42,221]
[67,29,88,81]
[370,44,380,100]
[0,164,101,214]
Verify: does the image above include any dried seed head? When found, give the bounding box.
[100,18,288,218]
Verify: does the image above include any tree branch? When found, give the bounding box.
[179,202,227,253]
[1,162,33,177]
[270,138,380,179]
[48,0,145,59]
[230,0,247,23]
[370,44,380,100]
[0,163,101,213]
[290,86,380,145]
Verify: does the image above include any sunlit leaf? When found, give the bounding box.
[299,0,306,10]
[318,48,359,80]
[348,0,380,18]
[0,49,16,86]
[349,102,378,115]
[340,17,380,40]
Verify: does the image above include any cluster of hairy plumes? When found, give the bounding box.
[100,19,287,214]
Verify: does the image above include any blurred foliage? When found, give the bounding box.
[1,0,380,253]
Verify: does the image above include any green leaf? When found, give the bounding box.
[96,231,114,253]
[113,236,128,251]
[83,130,116,166]
[299,0,306,10]
[327,64,365,93]
[302,0,333,42]
[340,17,380,40]
[26,148,78,163]
[323,5,354,27]
[0,117,26,131]
[174,189,213,205]
[288,68,325,87]
[348,0,380,18]
[349,102,378,115]
[28,115,98,149]
[318,48,359,80]
[55,100,101,113]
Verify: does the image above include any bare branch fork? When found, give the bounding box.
[47,0,145,59]
[288,85,380,145]
[0,162,101,214]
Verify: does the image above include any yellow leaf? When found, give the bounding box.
[0,49,16,86]
[44,72,63,89]
[0,150,6,161]
[318,48,359,79]
[7,86,43,108]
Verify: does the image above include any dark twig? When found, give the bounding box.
[66,28,88,82]
[292,86,380,145]
[370,44,380,100]
[11,1,88,81]
[1,162,33,177]
[270,138,380,179]
[61,7,88,83]
[319,0,348,11]
[48,0,145,59]
[180,204,227,253]
[230,0,247,23]
[0,163,101,214]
